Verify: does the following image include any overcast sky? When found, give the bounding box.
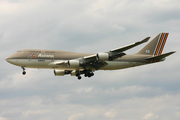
[0,0,180,120]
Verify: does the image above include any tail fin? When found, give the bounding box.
[137,33,169,56]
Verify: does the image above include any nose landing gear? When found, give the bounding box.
[21,67,26,75]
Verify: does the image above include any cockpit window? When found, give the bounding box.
[17,50,21,52]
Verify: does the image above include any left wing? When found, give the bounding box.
[145,51,176,61]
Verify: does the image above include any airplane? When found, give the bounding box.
[5,33,175,80]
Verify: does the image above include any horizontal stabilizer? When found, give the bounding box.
[145,51,176,60]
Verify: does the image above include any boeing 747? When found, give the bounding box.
[6,33,175,80]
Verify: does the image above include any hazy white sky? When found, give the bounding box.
[0,0,180,120]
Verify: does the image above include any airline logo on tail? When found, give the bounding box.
[153,33,169,62]
[154,33,169,56]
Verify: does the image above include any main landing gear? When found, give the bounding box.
[76,73,82,80]
[21,67,26,75]
[84,71,94,78]
[83,69,94,78]
[75,70,94,80]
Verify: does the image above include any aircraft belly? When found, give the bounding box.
[19,59,49,68]
[7,59,50,68]
[102,61,145,70]
[8,59,147,71]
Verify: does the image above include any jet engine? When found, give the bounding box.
[67,60,80,67]
[71,70,78,76]
[96,53,109,61]
[54,70,65,76]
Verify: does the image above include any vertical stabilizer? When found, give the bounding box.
[137,33,169,56]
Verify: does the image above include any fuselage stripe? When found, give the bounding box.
[157,33,165,55]
[152,33,168,63]
[154,33,163,56]
[155,33,165,56]
[159,33,168,55]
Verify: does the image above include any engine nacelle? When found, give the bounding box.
[96,53,109,61]
[71,70,78,76]
[67,60,80,67]
[54,70,65,76]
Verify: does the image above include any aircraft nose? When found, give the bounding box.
[5,55,19,65]
[5,56,10,62]
[5,54,14,63]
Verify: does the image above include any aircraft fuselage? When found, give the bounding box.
[6,49,152,70]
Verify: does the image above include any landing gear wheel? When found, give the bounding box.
[83,69,94,78]
[21,67,26,75]
[87,72,94,78]
[76,73,81,80]
[22,71,26,75]
[90,72,94,76]
[84,73,88,77]
[78,76,81,80]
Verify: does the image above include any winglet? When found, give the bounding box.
[135,37,150,44]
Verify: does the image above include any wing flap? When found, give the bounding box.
[56,61,68,65]
[82,54,108,70]
[48,61,68,66]
[86,61,108,70]
[83,54,97,61]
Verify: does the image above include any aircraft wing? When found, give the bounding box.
[78,37,150,69]
[48,55,107,70]
[80,54,108,70]
[82,59,108,70]
[54,37,150,70]
[110,37,150,53]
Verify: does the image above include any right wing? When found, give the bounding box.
[110,37,150,53]
[108,37,150,60]
[53,36,150,70]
